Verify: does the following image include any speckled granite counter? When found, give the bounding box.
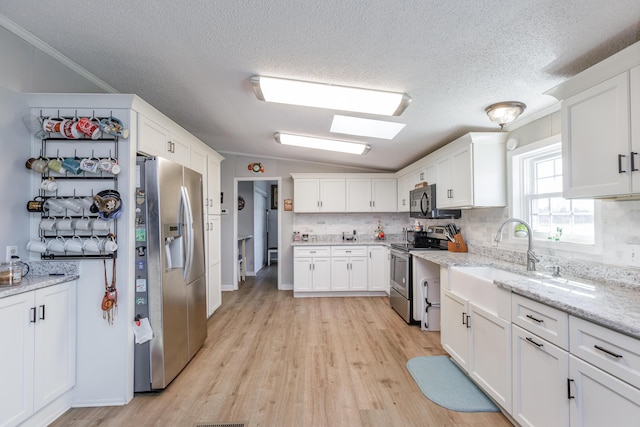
[0,261,79,299]
[291,239,405,246]
[411,251,640,340]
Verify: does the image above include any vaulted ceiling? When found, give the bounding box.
[1,1,639,170]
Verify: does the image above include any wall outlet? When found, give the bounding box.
[6,245,18,262]
[626,244,640,268]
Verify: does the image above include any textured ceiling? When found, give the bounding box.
[1,1,639,171]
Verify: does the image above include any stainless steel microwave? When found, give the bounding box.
[409,184,461,219]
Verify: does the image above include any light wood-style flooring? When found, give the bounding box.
[51,265,512,426]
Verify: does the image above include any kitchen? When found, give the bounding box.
[1,2,640,426]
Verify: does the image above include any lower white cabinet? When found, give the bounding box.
[441,288,470,371]
[206,215,221,317]
[0,281,76,427]
[512,324,570,427]
[367,246,389,292]
[331,257,367,291]
[293,247,331,292]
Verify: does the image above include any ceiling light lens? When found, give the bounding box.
[485,101,526,129]
[330,115,406,140]
[275,133,370,155]
[253,76,411,116]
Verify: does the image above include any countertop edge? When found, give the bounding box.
[0,274,79,299]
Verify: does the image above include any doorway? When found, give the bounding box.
[233,177,281,290]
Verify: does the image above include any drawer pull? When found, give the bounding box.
[526,337,543,348]
[526,314,544,323]
[594,344,623,359]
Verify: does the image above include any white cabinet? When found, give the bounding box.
[293,247,331,292]
[138,114,190,166]
[367,246,389,292]
[0,282,76,427]
[396,173,413,212]
[207,154,222,215]
[346,178,397,212]
[330,246,368,291]
[441,288,470,371]
[434,133,507,208]
[205,216,221,316]
[292,178,346,212]
[512,324,570,427]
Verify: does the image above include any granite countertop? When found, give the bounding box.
[0,274,79,298]
[412,251,640,340]
[291,239,405,246]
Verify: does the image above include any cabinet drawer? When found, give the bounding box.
[293,246,330,257]
[570,316,640,389]
[512,293,569,350]
[330,246,367,257]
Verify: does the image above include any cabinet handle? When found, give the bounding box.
[618,154,627,173]
[462,312,467,325]
[30,307,37,323]
[39,304,45,320]
[594,344,623,359]
[526,314,544,323]
[525,337,543,348]
[567,378,575,399]
[372,201,375,207]
[466,315,471,328]
[632,152,638,172]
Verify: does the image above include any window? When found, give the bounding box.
[511,137,595,245]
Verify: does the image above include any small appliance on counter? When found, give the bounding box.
[342,230,356,241]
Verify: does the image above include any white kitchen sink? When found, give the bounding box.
[449,266,524,318]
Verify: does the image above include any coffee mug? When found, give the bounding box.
[47,158,67,174]
[75,216,92,231]
[101,235,118,253]
[60,119,82,139]
[76,117,101,139]
[40,178,58,192]
[64,236,84,254]
[26,238,48,253]
[91,218,111,231]
[98,157,121,175]
[57,216,76,231]
[99,116,129,138]
[78,196,94,210]
[62,157,82,175]
[42,118,62,133]
[27,196,46,213]
[82,236,102,253]
[44,198,65,214]
[39,217,57,231]
[26,157,49,174]
[60,198,82,213]
[47,237,66,253]
[80,157,100,173]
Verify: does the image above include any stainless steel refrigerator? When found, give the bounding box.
[134,156,207,392]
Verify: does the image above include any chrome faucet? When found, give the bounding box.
[495,218,539,271]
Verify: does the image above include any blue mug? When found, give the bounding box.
[61,157,82,175]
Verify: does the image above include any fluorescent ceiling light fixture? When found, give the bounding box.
[252,76,411,116]
[330,115,406,140]
[274,132,371,155]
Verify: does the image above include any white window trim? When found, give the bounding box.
[507,134,603,256]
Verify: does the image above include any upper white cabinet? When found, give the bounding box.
[561,72,633,198]
[396,173,413,212]
[346,178,397,212]
[434,132,507,208]
[138,114,190,166]
[292,178,346,213]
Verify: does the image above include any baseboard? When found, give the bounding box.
[293,291,387,298]
[221,283,235,291]
[72,397,127,407]
[279,283,293,291]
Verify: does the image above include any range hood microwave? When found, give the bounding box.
[409,185,461,219]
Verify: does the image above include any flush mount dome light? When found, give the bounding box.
[252,76,411,116]
[485,101,526,130]
[274,132,371,155]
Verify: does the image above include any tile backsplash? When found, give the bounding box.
[293,212,412,241]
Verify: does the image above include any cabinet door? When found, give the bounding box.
[168,134,190,166]
[294,258,313,291]
[293,179,320,212]
[450,145,473,207]
[138,114,170,157]
[435,154,453,208]
[368,247,388,292]
[346,178,372,212]
[562,72,631,198]
[371,179,397,212]
[207,154,221,215]
[33,281,76,410]
[312,258,331,291]
[569,354,640,427]
[631,66,640,193]
[423,162,436,185]
[468,302,512,412]
[319,178,346,212]
[0,292,35,427]
[331,257,350,291]
[349,257,368,291]
[396,174,412,212]
[206,216,221,316]
[512,324,569,427]
[441,288,470,371]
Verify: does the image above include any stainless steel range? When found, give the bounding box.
[389,225,449,324]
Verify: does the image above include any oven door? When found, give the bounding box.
[389,249,410,298]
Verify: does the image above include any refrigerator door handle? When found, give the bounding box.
[181,186,195,280]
